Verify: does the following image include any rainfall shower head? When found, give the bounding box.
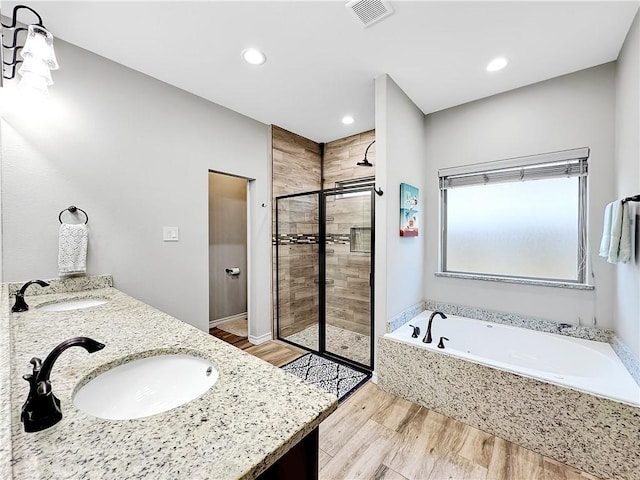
[357,140,375,167]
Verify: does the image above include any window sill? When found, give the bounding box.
[435,272,595,290]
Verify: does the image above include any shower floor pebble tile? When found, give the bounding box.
[284,324,370,365]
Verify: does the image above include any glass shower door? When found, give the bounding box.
[275,192,320,351]
[322,187,374,368]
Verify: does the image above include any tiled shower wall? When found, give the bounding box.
[325,196,372,336]
[324,130,376,336]
[272,126,375,339]
[272,126,321,337]
[323,129,376,188]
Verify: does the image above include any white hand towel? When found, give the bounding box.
[607,200,631,264]
[58,223,88,275]
[599,202,614,257]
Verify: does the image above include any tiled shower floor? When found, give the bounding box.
[283,324,370,366]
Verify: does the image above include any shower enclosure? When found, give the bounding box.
[275,182,375,370]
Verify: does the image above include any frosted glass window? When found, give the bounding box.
[445,178,580,281]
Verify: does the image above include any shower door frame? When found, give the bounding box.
[275,185,375,372]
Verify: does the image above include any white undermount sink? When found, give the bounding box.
[38,298,108,312]
[73,354,218,420]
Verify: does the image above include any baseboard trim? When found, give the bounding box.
[209,312,247,330]
[249,332,272,345]
[371,371,378,384]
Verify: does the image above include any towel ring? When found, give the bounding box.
[58,205,89,224]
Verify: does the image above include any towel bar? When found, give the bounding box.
[622,195,640,204]
[59,206,88,224]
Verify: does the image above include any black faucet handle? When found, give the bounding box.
[22,358,42,386]
[29,357,42,373]
[437,337,450,349]
[409,324,420,338]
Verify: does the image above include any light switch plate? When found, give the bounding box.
[163,226,179,242]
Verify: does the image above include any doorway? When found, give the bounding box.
[208,171,248,338]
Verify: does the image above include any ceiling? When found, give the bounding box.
[4,1,639,143]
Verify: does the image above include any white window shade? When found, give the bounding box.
[439,147,589,189]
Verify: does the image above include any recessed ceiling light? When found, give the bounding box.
[342,115,355,125]
[241,48,266,65]
[486,57,508,72]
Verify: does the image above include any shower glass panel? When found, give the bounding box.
[275,193,320,351]
[323,188,373,367]
[275,185,374,371]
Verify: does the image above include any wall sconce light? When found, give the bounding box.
[1,4,58,98]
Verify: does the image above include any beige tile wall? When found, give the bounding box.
[323,129,375,188]
[272,126,321,197]
[272,126,321,337]
[272,126,375,343]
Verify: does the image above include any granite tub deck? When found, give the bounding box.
[378,335,640,480]
[1,278,337,480]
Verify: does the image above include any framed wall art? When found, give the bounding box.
[400,183,419,237]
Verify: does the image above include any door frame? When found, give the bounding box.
[208,169,252,337]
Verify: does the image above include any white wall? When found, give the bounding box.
[423,64,617,328]
[374,74,427,360]
[614,11,640,359]
[0,38,272,336]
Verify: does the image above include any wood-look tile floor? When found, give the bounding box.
[209,331,600,480]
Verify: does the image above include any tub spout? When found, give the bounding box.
[423,311,447,344]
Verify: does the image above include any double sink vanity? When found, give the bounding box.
[1,275,337,479]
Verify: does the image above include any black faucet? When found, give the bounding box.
[12,280,50,312]
[422,311,447,344]
[21,337,105,432]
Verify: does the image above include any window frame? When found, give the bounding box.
[438,148,590,289]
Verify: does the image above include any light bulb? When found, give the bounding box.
[241,48,266,65]
[486,57,508,72]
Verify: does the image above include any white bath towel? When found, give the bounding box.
[599,202,614,257]
[606,200,631,264]
[58,223,88,275]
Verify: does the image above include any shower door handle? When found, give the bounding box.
[314,279,335,285]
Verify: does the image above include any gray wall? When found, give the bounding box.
[374,74,427,364]
[208,173,247,322]
[1,38,272,336]
[614,11,640,359]
[423,63,616,328]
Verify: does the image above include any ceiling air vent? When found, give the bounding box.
[346,0,394,28]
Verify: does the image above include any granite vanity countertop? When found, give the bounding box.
[1,280,337,480]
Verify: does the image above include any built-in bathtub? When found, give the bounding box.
[378,310,640,480]
[387,310,639,406]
